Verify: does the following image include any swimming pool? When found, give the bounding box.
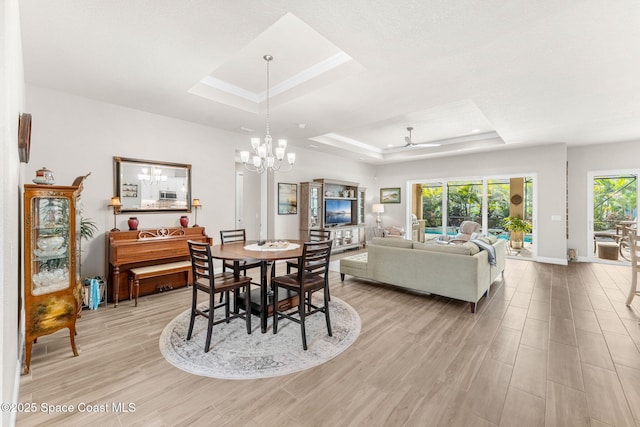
[424,228,533,243]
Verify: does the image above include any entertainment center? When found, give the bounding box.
[299,178,366,252]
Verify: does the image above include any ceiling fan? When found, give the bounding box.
[403,127,440,148]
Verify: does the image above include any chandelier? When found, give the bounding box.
[138,167,167,185]
[240,55,295,173]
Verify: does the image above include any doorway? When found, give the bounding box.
[589,171,638,263]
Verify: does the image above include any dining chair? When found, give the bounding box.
[625,230,640,312]
[219,229,262,276]
[286,229,332,273]
[616,222,636,261]
[219,229,262,302]
[272,239,333,350]
[187,240,252,352]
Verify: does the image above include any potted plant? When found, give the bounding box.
[80,215,98,241]
[503,215,532,249]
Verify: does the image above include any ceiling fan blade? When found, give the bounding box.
[404,136,412,144]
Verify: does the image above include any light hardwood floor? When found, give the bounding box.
[18,255,640,426]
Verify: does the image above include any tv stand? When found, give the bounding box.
[327,224,364,252]
[299,178,366,252]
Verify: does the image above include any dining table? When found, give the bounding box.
[209,240,304,333]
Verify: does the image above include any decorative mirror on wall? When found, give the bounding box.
[113,157,192,213]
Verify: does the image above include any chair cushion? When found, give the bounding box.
[195,271,252,292]
[452,241,480,255]
[460,221,481,234]
[454,221,481,241]
[470,233,498,244]
[273,272,326,292]
[384,225,404,236]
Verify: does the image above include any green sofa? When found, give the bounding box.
[340,237,506,312]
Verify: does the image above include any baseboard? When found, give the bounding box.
[535,256,568,266]
[8,338,23,427]
[576,255,627,265]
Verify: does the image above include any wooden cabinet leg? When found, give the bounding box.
[23,340,33,375]
[69,325,79,357]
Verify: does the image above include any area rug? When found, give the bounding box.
[159,297,360,379]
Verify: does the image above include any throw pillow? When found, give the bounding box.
[451,241,480,255]
[470,232,498,244]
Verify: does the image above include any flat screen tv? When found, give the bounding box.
[325,199,352,225]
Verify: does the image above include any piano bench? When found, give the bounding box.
[128,261,192,307]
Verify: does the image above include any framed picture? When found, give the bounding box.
[122,183,138,198]
[278,183,297,215]
[380,187,401,204]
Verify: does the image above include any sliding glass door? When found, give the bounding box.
[415,175,534,258]
[589,171,638,262]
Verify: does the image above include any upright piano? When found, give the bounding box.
[107,226,211,306]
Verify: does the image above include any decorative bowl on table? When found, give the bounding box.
[264,241,289,249]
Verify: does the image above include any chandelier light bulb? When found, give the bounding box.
[240,151,250,163]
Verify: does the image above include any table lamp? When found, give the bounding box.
[372,204,384,228]
[192,198,202,227]
[108,196,122,231]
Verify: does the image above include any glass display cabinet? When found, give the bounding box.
[357,187,366,225]
[22,176,86,374]
[300,181,323,238]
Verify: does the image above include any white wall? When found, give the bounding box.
[268,149,376,240]
[1,0,25,424]
[568,140,640,259]
[26,86,243,277]
[373,143,569,264]
[25,86,378,276]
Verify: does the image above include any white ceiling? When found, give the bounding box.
[19,0,640,164]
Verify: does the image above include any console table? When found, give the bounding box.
[107,226,211,306]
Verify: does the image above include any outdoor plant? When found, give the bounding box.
[502,215,532,233]
[503,215,532,249]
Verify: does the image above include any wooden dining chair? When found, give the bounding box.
[187,240,252,352]
[625,230,640,312]
[219,229,262,276]
[272,240,333,350]
[286,229,332,273]
[219,229,262,302]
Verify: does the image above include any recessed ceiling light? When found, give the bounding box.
[387,144,394,148]
[308,144,318,148]
[471,129,481,133]
[298,123,307,129]
[240,126,253,133]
